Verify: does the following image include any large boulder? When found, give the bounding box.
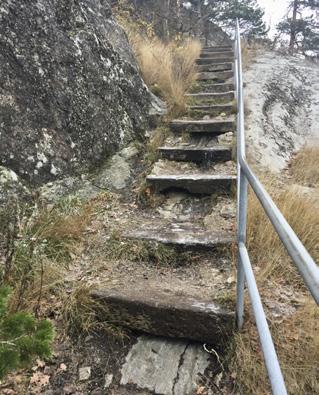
[0,0,150,186]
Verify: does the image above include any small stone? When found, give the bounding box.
[79,366,91,381]
[104,373,113,388]
[226,276,235,284]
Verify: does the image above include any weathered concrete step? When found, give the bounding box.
[193,82,235,93]
[198,62,232,73]
[170,119,235,134]
[159,145,232,163]
[126,222,235,247]
[197,71,233,81]
[189,103,235,117]
[200,51,233,59]
[203,46,233,52]
[147,174,236,194]
[186,91,234,103]
[92,284,234,344]
[196,57,233,65]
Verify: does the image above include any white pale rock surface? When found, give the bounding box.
[244,51,319,172]
[79,366,91,381]
[120,336,209,395]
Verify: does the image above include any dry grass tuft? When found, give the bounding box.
[230,298,319,395]
[290,146,319,186]
[62,283,128,338]
[130,35,201,117]
[246,187,319,286]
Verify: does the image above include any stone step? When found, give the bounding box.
[126,222,235,247]
[197,71,233,81]
[187,91,234,103]
[189,103,235,117]
[196,57,234,65]
[200,51,233,59]
[159,145,232,163]
[170,119,235,134]
[198,62,233,73]
[147,174,236,194]
[92,280,235,344]
[194,82,235,93]
[202,46,233,52]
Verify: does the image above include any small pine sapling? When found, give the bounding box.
[0,287,54,380]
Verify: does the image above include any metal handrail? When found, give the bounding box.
[234,20,319,395]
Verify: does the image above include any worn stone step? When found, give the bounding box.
[147,174,236,194]
[187,91,234,103]
[170,119,235,134]
[192,82,235,94]
[198,62,233,72]
[126,221,235,247]
[159,145,232,163]
[189,103,235,117]
[196,57,233,65]
[92,281,234,344]
[200,51,233,59]
[197,71,233,81]
[202,46,233,52]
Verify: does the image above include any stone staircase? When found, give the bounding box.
[93,44,237,394]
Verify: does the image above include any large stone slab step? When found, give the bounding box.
[198,62,233,73]
[159,145,232,163]
[92,284,234,344]
[170,119,235,134]
[200,51,233,59]
[197,71,233,81]
[196,57,233,65]
[147,174,236,194]
[126,222,235,247]
[187,91,234,103]
[189,103,235,117]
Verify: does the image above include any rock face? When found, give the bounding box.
[0,0,150,186]
[244,51,319,171]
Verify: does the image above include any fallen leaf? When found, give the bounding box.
[30,372,50,387]
[59,363,67,371]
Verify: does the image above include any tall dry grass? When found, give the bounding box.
[290,146,319,186]
[230,156,319,394]
[231,298,319,395]
[247,187,319,285]
[130,35,201,117]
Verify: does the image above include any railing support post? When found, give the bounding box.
[236,252,245,329]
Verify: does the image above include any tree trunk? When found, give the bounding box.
[163,0,171,40]
[289,0,299,53]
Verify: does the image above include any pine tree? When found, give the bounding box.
[188,0,267,38]
[0,287,54,379]
[277,0,319,54]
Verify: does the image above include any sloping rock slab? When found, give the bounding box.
[120,336,210,395]
[92,286,234,344]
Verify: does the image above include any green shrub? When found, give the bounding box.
[0,287,54,380]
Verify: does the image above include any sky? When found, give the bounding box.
[257,0,290,36]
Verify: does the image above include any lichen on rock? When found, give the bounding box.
[0,0,150,186]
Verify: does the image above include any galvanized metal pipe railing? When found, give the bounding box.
[234,19,319,395]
